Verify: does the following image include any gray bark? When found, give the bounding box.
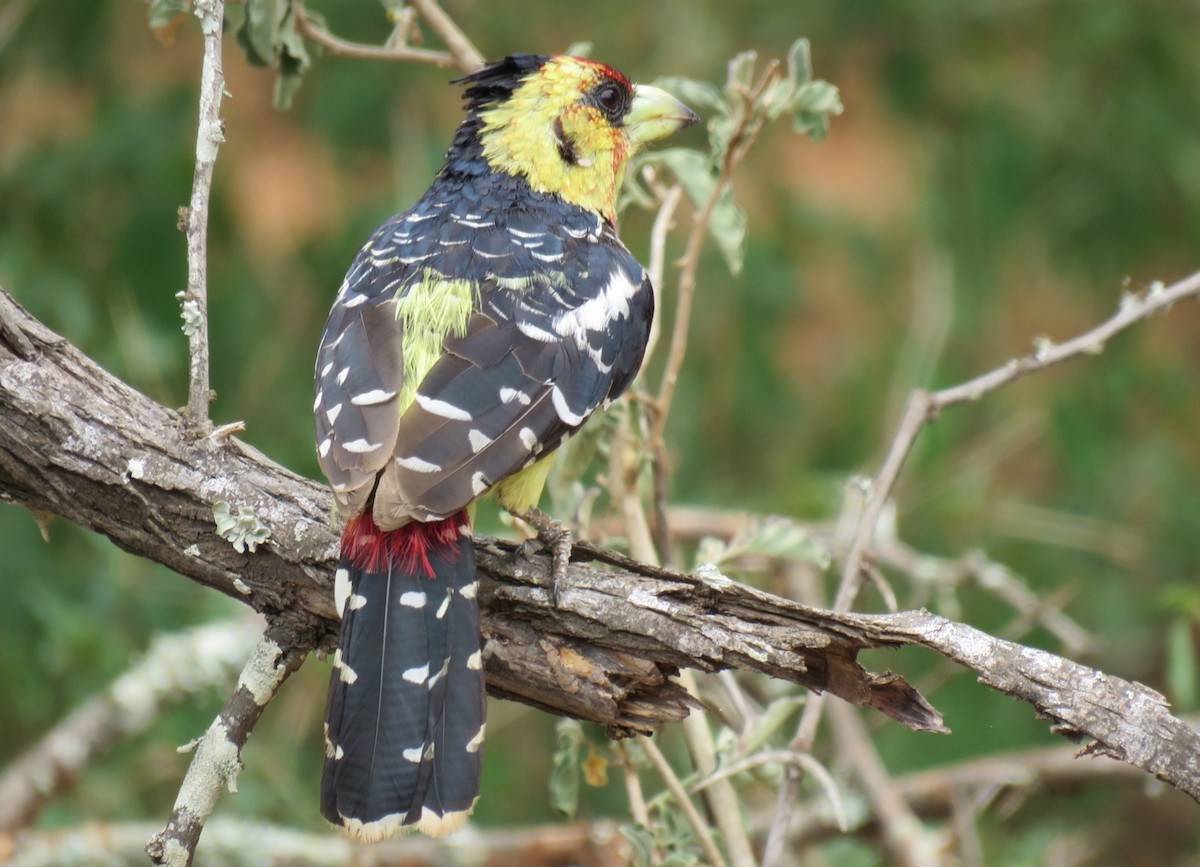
[2,284,1198,799]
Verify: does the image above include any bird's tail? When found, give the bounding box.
[321,509,485,841]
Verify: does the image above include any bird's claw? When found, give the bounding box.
[519,508,572,607]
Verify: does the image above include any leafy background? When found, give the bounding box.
[1,0,1198,863]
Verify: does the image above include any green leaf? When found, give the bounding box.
[724,50,759,101]
[236,0,311,109]
[648,148,746,275]
[785,38,813,86]
[620,824,656,867]
[273,8,311,110]
[147,0,190,31]
[707,184,747,275]
[791,80,843,142]
[653,76,729,116]
[661,852,702,867]
[548,718,583,818]
[739,517,831,567]
[760,78,798,122]
[740,696,805,755]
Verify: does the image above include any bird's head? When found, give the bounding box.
[454,54,698,221]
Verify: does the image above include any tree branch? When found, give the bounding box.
[145,620,311,867]
[2,283,1199,815]
[839,271,1200,606]
[179,0,226,432]
[10,819,630,867]
[293,0,483,74]
[0,620,262,834]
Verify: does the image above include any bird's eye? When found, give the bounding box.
[592,83,627,119]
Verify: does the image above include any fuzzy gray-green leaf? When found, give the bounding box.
[548,718,583,818]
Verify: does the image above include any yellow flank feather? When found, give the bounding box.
[392,273,475,413]
[494,453,557,514]
[478,57,627,220]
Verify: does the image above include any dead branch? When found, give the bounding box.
[2,282,1199,817]
[839,271,1200,606]
[145,620,310,867]
[9,818,628,867]
[0,620,261,833]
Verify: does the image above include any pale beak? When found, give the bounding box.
[625,84,699,146]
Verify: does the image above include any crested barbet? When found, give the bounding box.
[314,54,697,841]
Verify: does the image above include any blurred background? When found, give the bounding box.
[1,0,1198,863]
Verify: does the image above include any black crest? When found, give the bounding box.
[452,54,550,114]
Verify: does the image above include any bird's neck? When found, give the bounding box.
[442,117,623,223]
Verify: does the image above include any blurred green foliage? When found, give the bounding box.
[2,0,1199,862]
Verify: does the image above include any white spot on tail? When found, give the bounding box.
[466,650,482,670]
[333,568,351,618]
[465,724,486,753]
[399,591,427,608]
[470,472,488,496]
[348,593,366,611]
[518,427,538,450]
[461,581,478,600]
[428,657,451,689]
[436,592,451,620]
[415,805,475,838]
[342,438,383,454]
[318,438,332,458]
[402,746,423,763]
[336,367,350,385]
[325,403,342,425]
[403,663,429,684]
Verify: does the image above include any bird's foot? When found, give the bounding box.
[518,507,572,606]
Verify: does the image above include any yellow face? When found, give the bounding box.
[477,56,697,220]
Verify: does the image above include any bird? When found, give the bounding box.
[313,53,697,842]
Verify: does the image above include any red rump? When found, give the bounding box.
[341,511,470,578]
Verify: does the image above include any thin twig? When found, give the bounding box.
[678,671,759,867]
[146,624,310,867]
[766,271,1200,859]
[180,0,226,433]
[407,0,485,72]
[13,818,629,867]
[639,736,730,867]
[647,62,779,552]
[614,425,756,866]
[828,700,946,867]
[642,183,685,366]
[618,742,652,830]
[0,620,261,833]
[293,0,458,69]
[838,271,1200,606]
[691,748,848,833]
